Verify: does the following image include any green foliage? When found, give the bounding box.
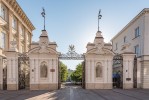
[60,62,68,82]
[70,63,82,82]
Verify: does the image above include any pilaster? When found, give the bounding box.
[141,55,149,88]
[5,51,18,90]
[122,53,135,89]
[8,10,13,50]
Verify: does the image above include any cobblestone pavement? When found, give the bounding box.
[0,85,149,100]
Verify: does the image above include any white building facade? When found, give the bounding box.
[111,8,149,89]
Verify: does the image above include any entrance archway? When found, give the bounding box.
[59,45,85,88]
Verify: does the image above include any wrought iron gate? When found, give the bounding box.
[18,53,30,90]
[133,57,137,88]
[113,54,123,88]
[3,58,7,90]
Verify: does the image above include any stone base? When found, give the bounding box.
[137,83,141,88]
[142,83,149,89]
[7,84,18,90]
[30,83,58,90]
[86,83,112,89]
[123,83,133,89]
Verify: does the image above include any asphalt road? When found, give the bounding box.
[0,85,149,100]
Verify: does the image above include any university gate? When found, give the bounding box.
[59,45,85,89]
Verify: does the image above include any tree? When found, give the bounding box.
[70,63,82,82]
[60,62,68,82]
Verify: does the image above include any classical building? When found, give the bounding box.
[0,0,35,53]
[111,8,149,89]
[0,0,35,90]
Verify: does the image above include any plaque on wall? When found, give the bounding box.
[50,69,55,72]
[126,78,131,81]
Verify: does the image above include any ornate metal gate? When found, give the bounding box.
[113,54,123,88]
[18,53,30,90]
[133,57,137,88]
[3,58,7,90]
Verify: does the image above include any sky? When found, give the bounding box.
[17,0,149,70]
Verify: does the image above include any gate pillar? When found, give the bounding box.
[5,47,18,90]
[122,53,135,89]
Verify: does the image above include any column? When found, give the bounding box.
[35,59,39,84]
[17,22,21,52]
[56,58,58,83]
[91,59,95,83]
[8,10,13,50]
[122,53,135,89]
[104,60,107,83]
[53,59,56,83]
[108,60,112,83]
[24,29,27,52]
[30,59,34,84]
[48,59,52,83]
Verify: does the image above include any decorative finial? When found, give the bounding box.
[41,7,46,30]
[98,9,102,31]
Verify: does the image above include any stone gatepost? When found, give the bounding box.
[122,53,135,89]
[141,55,149,89]
[5,41,18,90]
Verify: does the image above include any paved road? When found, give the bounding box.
[0,85,149,100]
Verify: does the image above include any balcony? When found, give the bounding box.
[0,16,7,26]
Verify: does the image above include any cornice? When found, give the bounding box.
[111,8,149,41]
[2,0,35,32]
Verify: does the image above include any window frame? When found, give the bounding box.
[12,16,17,30]
[135,27,140,38]
[0,31,6,49]
[134,45,140,57]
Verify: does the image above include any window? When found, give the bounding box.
[12,17,17,29]
[1,5,6,20]
[0,32,5,49]
[135,27,140,38]
[134,45,140,57]
[124,36,126,43]
[115,43,118,50]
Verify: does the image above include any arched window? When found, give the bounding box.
[40,61,48,78]
[96,62,102,78]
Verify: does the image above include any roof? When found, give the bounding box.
[111,8,149,41]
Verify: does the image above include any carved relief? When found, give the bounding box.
[96,62,102,78]
[40,61,48,78]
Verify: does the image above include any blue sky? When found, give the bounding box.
[17,0,149,70]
